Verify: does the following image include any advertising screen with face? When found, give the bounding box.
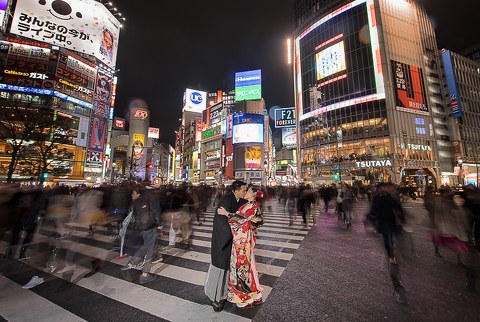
[9,0,120,69]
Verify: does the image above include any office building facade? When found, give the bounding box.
[294,0,453,187]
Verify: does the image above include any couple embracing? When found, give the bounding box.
[204,180,265,311]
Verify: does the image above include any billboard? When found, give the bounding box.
[235,69,261,102]
[55,50,97,104]
[244,146,262,168]
[132,133,145,159]
[391,60,428,115]
[148,127,159,139]
[296,0,384,119]
[274,107,296,128]
[10,0,120,69]
[282,128,297,148]
[441,50,463,118]
[0,40,55,89]
[232,113,264,144]
[0,0,7,28]
[113,117,125,130]
[316,40,347,80]
[183,88,207,113]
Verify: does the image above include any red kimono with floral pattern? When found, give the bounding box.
[227,201,263,305]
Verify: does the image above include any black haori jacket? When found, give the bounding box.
[211,192,247,269]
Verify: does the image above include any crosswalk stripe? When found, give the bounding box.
[0,275,86,321]
[73,272,251,322]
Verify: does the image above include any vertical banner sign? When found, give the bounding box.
[392,60,428,115]
[86,71,112,168]
[441,50,463,118]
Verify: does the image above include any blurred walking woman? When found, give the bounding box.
[219,186,265,308]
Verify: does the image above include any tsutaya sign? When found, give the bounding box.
[356,160,392,168]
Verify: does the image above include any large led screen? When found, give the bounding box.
[232,113,264,144]
[232,123,264,144]
[10,0,120,69]
[295,0,384,119]
[316,41,347,80]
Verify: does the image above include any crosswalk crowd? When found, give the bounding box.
[0,180,478,307]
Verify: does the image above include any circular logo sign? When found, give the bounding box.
[190,91,203,105]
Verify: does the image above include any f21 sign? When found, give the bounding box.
[274,107,296,128]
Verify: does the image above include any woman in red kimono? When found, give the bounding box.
[219,186,264,308]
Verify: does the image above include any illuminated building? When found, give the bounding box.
[0,0,123,183]
[441,49,480,186]
[294,0,453,187]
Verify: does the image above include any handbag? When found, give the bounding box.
[336,194,343,203]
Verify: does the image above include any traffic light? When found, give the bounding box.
[41,171,49,180]
[333,172,339,181]
[147,163,154,170]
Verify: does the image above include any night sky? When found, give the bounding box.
[113,0,477,147]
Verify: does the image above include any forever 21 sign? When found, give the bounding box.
[133,109,149,120]
[275,107,296,128]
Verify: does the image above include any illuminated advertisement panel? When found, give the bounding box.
[113,117,125,130]
[232,113,264,144]
[441,50,462,118]
[274,107,296,128]
[316,41,347,80]
[55,51,97,104]
[10,0,120,69]
[209,101,223,126]
[183,88,207,113]
[244,146,262,168]
[148,127,159,139]
[0,0,7,28]
[391,60,428,115]
[296,0,384,120]
[234,69,262,102]
[282,127,297,148]
[0,40,55,89]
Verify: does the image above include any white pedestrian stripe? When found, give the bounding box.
[0,276,86,321]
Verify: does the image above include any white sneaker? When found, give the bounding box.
[22,276,44,289]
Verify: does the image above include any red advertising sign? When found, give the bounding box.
[392,60,428,115]
[113,117,125,130]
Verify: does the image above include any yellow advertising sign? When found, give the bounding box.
[245,146,261,168]
[133,133,145,145]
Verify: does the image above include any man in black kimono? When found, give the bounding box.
[205,180,247,311]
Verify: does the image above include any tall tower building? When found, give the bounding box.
[293,0,453,187]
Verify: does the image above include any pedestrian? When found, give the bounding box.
[204,180,247,312]
[431,187,470,264]
[121,186,161,284]
[370,182,408,303]
[341,184,354,228]
[218,186,265,308]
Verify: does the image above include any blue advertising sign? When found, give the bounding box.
[441,50,463,118]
